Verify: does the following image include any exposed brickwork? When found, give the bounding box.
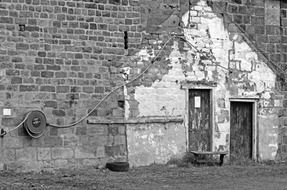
[1,0,287,171]
[123,0,287,165]
[0,0,142,171]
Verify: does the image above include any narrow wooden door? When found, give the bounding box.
[188,89,211,151]
[230,102,253,161]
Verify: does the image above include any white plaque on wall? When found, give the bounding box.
[194,96,201,108]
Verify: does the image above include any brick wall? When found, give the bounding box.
[210,0,287,161]
[0,0,142,171]
[207,0,287,160]
[278,0,287,159]
[1,0,287,171]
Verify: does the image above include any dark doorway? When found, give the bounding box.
[230,102,253,161]
[188,89,211,151]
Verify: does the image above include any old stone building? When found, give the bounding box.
[0,0,287,171]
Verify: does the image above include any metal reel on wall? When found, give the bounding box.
[24,110,47,138]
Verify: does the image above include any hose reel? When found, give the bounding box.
[24,110,47,138]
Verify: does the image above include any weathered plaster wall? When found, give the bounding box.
[125,0,282,166]
[0,0,285,171]
[259,115,279,160]
[127,120,185,167]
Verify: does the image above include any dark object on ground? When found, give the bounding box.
[106,162,129,172]
[190,151,228,166]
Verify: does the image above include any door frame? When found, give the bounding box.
[229,98,258,161]
[184,86,215,152]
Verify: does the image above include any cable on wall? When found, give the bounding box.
[44,36,176,129]
[0,31,235,138]
[0,111,31,137]
[0,36,175,137]
[3,0,280,135]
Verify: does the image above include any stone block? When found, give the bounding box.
[56,86,69,93]
[37,147,51,161]
[108,125,119,135]
[217,110,229,123]
[82,159,100,166]
[11,77,22,84]
[112,108,124,117]
[105,145,122,157]
[266,25,280,35]
[114,135,126,145]
[43,101,57,108]
[5,137,23,148]
[270,54,281,62]
[281,145,287,153]
[52,147,74,159]
[75,147,96,159]
[89,136,108,146]
[16,43,29,50]
[16,148,37,161]
[43,136,63,147]
[86,125,108,136]
[217,98,226,108]
[54,159,68,167]
[278,109,287,117]
[1,149,16,162]
[76,127,87,136]
[30,138,44,147]
[39,160,54,171]
[278,117,287,126]
[265,0,280,25]
[4,161,26,172]
[40,86,56,92]
[63,134,79,147]
[96,146,106,158]
[254,25,265,35]
[17,126,29,137]
[2,117,21,127]
[251,16,264,25]
[118,125,126,135]
[49,128,58,136]
[0,162,4,170]
[233,15,242,24]
[274,100,283,107]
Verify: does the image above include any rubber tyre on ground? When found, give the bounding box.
[106,162,129,172]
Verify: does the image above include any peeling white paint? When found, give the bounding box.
[126,0,279,166]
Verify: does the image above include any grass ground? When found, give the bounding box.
[1,163,287,189]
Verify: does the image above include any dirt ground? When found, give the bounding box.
[1,163,287,190]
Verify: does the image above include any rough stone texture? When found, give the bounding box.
[0,0,135,171]
[0,0,287,171]
[258,115,279,160]
[123,0,286,166]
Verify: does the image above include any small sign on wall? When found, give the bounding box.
[194,96,201,108]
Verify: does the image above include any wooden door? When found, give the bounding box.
[230,102,253,161]
[188,89,211,151]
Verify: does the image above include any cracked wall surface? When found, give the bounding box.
[0,0,286,171]
[125,0,284,166]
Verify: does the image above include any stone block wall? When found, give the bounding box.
[278,1,287,160]
[0,121,126,171]
[198,0,281,68]
[1,0,287,170]
[0,0,142,171]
